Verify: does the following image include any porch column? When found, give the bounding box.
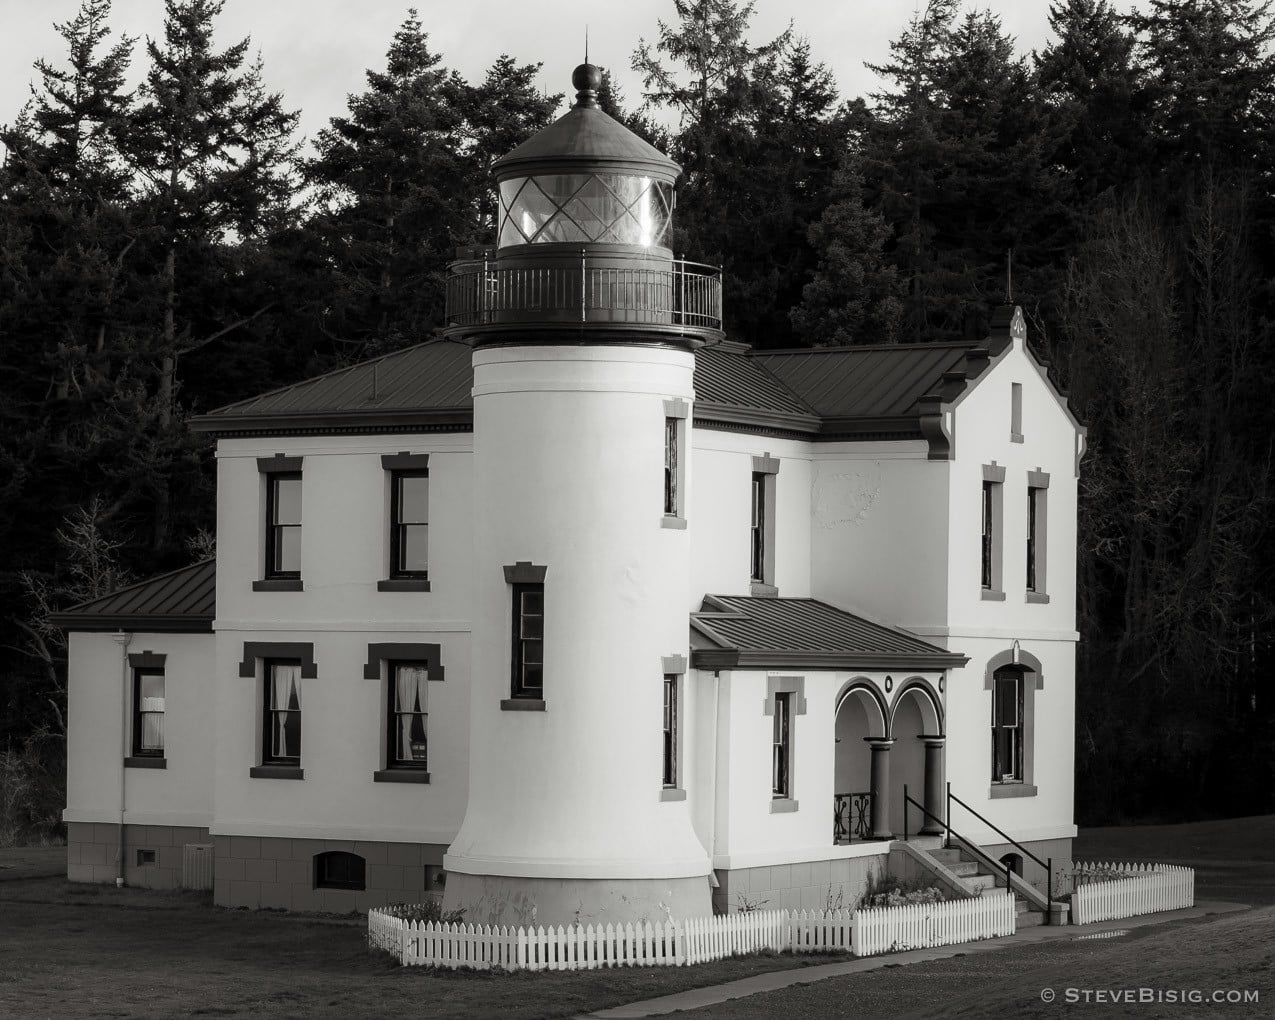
[919,736,946,836]
[864,737,895,840]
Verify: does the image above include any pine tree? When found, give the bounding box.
[305,10,468,356]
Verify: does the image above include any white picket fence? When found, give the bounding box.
[369,897,1010,971]
[1071,861,1194,925]
[852,892,1016,957]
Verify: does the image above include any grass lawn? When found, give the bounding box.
[0,877,835,1019]
[3,815,1271,1018]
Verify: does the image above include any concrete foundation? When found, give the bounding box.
[712,851,891,915]
[980,836,1074,898]
[67,821,211,890]
[442,872,713,927]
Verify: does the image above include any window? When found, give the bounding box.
[132,668,165,758]
[314,851,365,891]
[511,583,544,699]
[664,418,679,516]
[388,662,429,770]
[981,481,994,588]
[981,465,1005,597]
[1026,471,1049,602]
[263,660,302,766]
[750,473,766,582]
[1011,382,1023,441]
[992,670,1023,783]
[390,470,429,579]
[1026,488,1038,591]
[772,692,791,798]
[662,674,678,788]
[265,473,302,579]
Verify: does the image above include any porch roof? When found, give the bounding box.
[689,594,968,671]
[49,559,215,633]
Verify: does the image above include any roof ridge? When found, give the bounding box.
[62,558,215,615]
[753,341,978,357]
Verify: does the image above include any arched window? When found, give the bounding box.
[992,667,1025,783]
[1000,852,1024,878]
[314,851,365,891]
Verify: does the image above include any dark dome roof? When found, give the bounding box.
[492,65,679,180]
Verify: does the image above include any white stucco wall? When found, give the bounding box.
[64,630,216,829]
[808,442,949,626]
[210,431,474,844]
[688,431,812,603]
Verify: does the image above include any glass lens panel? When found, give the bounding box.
[275,527,301,574]
[274,477,302,525]
[499,217,525,247]
[400,524,428,572]
[507,177,565,243]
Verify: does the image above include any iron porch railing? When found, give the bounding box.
[833,790,873,844]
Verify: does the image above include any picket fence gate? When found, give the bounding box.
[1071,861,1194,925]
[851,892,1016,957]
[369,898,1009,971]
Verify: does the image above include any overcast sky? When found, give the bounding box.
[0,0,1133,149]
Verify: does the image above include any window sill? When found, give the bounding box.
[249,765,304,780]
[749,582,778,598]
[660,515,687,530]
[373,769,431,784]
[989,783,1037,799]
[124,756,166,769]
[660,787,687,802]
[1026,591,1051,605]
[377,579,431,592]
[981,588,1006,601]
[253,579,303,592]
[500,698,546,712]
[770,797,799,814]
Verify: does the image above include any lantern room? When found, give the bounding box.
[443,63,723,345]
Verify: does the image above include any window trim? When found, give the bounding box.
[660,653,687,800]
[510,581,545,701]
[764,675,805,811]
[981,464,1005,600]
[661,399,689,528]
[749,454,779,596]
[385,453,430,583]
[992,669,1024,784]
[313,850,366,891]
[263,471,302,582]
[1010,382,1024,442]
[385,660,431,775]
[1026,470,1050,603]
[261,658,303,768]
[130,666,166,759]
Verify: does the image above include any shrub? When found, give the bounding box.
[858,872,946,909]
[381,899,467,926]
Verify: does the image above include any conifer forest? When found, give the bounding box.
[1,0,1272,841]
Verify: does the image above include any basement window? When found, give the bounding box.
[314,851,365,891]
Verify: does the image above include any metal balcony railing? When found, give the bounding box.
[833,791,874,844]
[444,253,723,335]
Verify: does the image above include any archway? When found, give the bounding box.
[888,680,945,838]
[833,683,887,843]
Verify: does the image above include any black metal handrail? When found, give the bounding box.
[444,253,724,333]
[832,790,872,844]
[903,782,1054,913]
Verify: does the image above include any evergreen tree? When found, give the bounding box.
[305,11,468,356]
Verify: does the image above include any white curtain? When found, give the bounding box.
[272,665,301,758]
[396,665,428,760]
[140,696,164,750]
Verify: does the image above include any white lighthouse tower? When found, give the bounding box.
[441,63,723,926]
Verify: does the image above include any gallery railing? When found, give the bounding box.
[444,253,723,334]
[833,791,873,844]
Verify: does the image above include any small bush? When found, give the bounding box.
[379,899,466,926]
[858,872,946,909]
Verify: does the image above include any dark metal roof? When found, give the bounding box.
[695,342,818,432]
[190,340,474,435]
[493,104,679,179]
[50,560,215,633]
[691,594,967,670]
[753,343,977,419]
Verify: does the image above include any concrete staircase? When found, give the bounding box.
[928,846,1048,928]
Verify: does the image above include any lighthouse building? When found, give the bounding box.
[56,65,1085,926]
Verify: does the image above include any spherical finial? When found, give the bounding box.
[572,62,601,108]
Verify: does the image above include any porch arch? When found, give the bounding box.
[834,679,889,739]
[889,677,944,738]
